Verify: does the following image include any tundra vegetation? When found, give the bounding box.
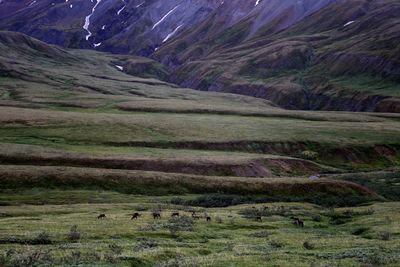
[0,31,399,266]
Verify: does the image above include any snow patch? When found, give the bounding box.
[94,42,102,47]
[117,5,126,15]
[162,24,183,43]
[152,5,180,30]
[83,0,102,41]
[344,21,355,27]
[115,65,124,71]
[309,175,320,181]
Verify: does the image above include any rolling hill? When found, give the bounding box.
[1,30,400,196]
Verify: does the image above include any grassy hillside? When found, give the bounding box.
[1,31,400,193]
[1,31,400,266]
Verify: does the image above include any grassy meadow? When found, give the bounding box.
[0,191,399,267]
[1,31,400,266]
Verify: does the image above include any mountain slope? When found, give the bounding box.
[167,0,400,112]
[0,0,336,55]
[0,0,399,112]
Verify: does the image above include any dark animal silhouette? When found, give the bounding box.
[131,212,141,220]
[206,216,211,222]
[192,212,200,220]
[255,216,262,222]
[292,217,304,227]
[97,214,106,219]
[152,212,161,219]
[171,212,180,217]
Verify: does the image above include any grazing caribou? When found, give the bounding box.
[192,212,200,220]
[171,212,180,217]
[97,214,106,219]
[206,216,211,222]
[292,217,304,227]
[152,212,161,219]
[131,212,141,220]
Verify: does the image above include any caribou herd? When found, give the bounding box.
[97,210,305,227]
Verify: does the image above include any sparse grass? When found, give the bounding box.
[0,193,399,266]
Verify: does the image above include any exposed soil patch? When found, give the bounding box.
[101,140,400,170]
[0,152,326,177]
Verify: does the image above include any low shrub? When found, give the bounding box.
[33,231,51,245]
[10,248,52,267]
[105,243,123,263]
[249,231,271,238]
[381,231,392,241]
[154,254,199,267]
[269,240,283,249]
[109,243,123,256]
[171,194,374,208]
[326,209,375,225]
[133,238,158,252]
[311,214,322,222]
[239,206,292,219]
[67,225,81,242]
[164,215,195,237]
[0,254,6,267]
[352,227,369,236]
[300,150,319,160]
[215,215,223,224]
[66,251,81,265]
[303,241,315,250]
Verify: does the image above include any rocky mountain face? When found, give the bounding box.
[0,0,399,112]
[0,0,336,55]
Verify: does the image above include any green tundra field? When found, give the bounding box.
[0,191,400,267]
[0,31,400,266]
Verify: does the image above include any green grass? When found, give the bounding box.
[332,170,400,201]
[0,192,399,266]
[1,31,400,266]
[1,107,400,146]
[329,75,400,97]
